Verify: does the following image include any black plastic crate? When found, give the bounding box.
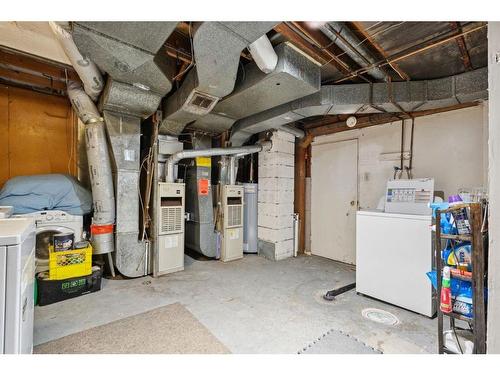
[37,267,102,306]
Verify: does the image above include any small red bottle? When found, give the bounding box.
[440,266,452,313]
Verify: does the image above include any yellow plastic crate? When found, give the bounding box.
[48,244,93,280]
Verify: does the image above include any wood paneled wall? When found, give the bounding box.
[0,84,77,187]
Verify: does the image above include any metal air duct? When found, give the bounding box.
[159,22,278,135]
[72,22,178,100]
[191,42,321,134]
[230,67,488,145]
[165,142,272,183]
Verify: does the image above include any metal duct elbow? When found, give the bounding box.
[165,141,272,183]
[49,22,104,101]
[230,67,488,145]
[160,22,278,135]
[67,83,115,255]
[248,35,278,74]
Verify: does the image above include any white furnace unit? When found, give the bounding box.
[155,182,185,276]
[221,185,244,262]
[0,218,36,354]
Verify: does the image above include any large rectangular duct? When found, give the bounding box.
[159,22,278,135]
[191,42,321,134]
[73,22,177,98]
[230,67,488,145]
[103,110,147,277]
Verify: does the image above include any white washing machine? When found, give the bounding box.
[16,210,83,273]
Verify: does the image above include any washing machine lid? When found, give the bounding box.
[0,218,35,246]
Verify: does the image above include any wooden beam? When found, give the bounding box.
[294,140,307,254]
[0,47,81,95]
[334,23,486,84]
[449,22,473,71]
[350,22,410,81]
[305,102,479,138]
[0,47,80,83]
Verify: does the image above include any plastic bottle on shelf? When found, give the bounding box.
[440,266,453,313]
[448,195,472,235]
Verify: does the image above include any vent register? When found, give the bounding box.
[160,198,183,234]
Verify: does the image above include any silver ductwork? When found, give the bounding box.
[99,78,163,119]
[49,22,105,101]
[165,142,272,183]
[230,67,488,145]
[67,83,115,255]
[102,110,147,277]
[191,42,321,134]
[72,22,178,97]
[320,22,388,82]
[159,22,278,135]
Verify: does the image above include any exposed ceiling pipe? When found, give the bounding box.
[165,141,272,183]
[48,22,104,101]
[229,67,488,146]
[248,35,278,74]
[320,22,389,82]
[160,22,278,136]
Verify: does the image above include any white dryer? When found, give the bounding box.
[16,210,83,273]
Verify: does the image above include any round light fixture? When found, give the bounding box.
[346,116,357,128]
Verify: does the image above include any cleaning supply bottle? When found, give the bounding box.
[440,266,453,313]
[448,195,471,235]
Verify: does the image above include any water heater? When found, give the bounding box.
[221,185,244,262]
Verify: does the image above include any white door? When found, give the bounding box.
[311,139,358,264]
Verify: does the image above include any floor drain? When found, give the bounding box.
[362,308,400,326]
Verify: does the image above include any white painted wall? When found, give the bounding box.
[311,104,488,210]
[0,21,69,64]
[487,22,500,354]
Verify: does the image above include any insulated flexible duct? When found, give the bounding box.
[67,83,115,255]
[49,22,104,101]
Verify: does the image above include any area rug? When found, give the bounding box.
[34,303,230,354]
[298,328,381,354]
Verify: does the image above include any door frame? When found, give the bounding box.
[310,137,360,264]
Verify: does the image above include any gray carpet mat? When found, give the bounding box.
[34,303,230,354]
[298,329,382,354]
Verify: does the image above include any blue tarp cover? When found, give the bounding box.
[0,174,92,215]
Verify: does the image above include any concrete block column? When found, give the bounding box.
[257,130,295,260]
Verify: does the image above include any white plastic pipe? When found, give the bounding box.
[248,35,278,74]
[49,21,104,101]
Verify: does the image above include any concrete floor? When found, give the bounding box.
[34,254,438,354]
